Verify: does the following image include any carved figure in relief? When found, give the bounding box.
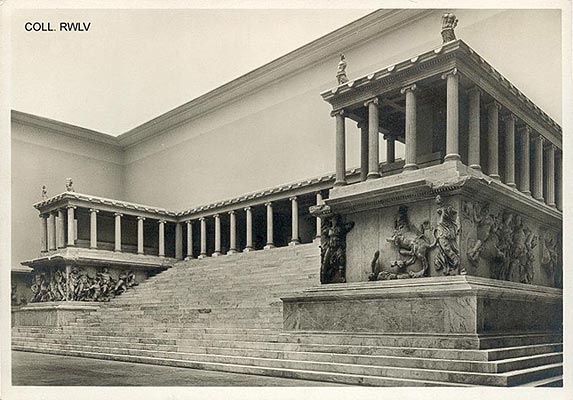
[441,13,458,43]
[41,185,48,200]
[114,270,137,295]
[11,283,18,306]
[320,215,354,284]
[336,54,349,85]
[370,205,434,281]
[49,270,67,301]
[96,267,115,301]
[542,235,562,288]
[434,195,463,275]
[66,178,75,192]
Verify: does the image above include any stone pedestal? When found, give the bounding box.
[13,301,99,327]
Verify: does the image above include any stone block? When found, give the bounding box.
[13,301,99,327]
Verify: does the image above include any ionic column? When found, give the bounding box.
[137,216,145,255]
[264,202,274,249]
[56,209,65,248]
[519,126,531,195]
[532,134,545,202]
[365,98,380,179]
[467,87,481,171]
[386,136,395,164]
[40,214,49,252]
[289,196,300,246]
[333,110,347,186]
[545,144,556,207]
[442,68,460,162]
[114,213,122,252]
[487,101,501,180]
[66,206,76,247]
[401,84,418,171]
[244,207,253,252]
[315,192,323,239]
[213,214,221,257]
[185,220,193,259]
[556,151,562,211]
[227,211,237,255]
[175,222,183,259]
[89,208,99,249]
[503,114,516,188]
[158,219,166,257]
[199,217,207,258]
[49,211,57,250]
[358,121,368,182]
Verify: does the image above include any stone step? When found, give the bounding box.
[519,375,563,387]
[12,341,561,386]
[12,346,467,387]
[11,337,562,374]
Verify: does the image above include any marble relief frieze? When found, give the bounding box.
[319,213,355,284]
[541,233,562,288]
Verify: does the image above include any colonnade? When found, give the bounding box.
[332,70,562,210]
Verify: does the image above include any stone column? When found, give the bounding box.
[545,144,556,208]
[199,217,207,258]
[289,196,300,246]
[213,214,221,257]
[386,136,395,164]
[89,208,99,249]
[244,207,253,252]
[442,68,460,162]
[66,206,76,247]
[556,151,562,211]
[158,219,166,257]
[333,110,346,186]
[401,84,418,171]
[365,98,380,179]
[49,211,57,250]
[185,220,193,259]
[532,134,545,202]
[56,209,65,248]
[487,101,501,180]
[227,211,237,254]
[40,214,49,252]
[468,87,481,171]
[175,222,183,259]
[519,126,531,195]
[264,202,274,249]
[114,213,122,252]
[503,114,516,188]
[137,216,145,255]
[315,192,323,239]
[358,121,368,182]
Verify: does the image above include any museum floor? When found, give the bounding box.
[11,351,338,386]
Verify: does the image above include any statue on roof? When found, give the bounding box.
[336,54,349,85]
[66,178,75,192]
[41,185,48,200]
[441,13,458,43]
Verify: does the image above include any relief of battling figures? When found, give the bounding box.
[541,233,562,288]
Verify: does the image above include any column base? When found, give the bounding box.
[489,174,501,181]
[548,203,557,208]
[227,249,238,255]
[114,249,122,253]
[403,163,418,172]
[444,153,461,162]
[333,180,347,187]
[184,256,194,261]
[288,240,300,246]
[159,255,165,258]
[535,196,545,203]
[469,164,482,172]
[90,246,98,250]
[212,252,221,257]
[263,244,275,250]
[137,251,144,255]
[243,247,254,253]
[366,172,380,180]
[506,182,517,189]
[520,190,531,196]
[198,254,207,259]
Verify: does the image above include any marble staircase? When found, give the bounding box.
[12,244,563,387]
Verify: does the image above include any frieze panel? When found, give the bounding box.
[320,215,354,284]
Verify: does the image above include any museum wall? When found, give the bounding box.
[11,121,125,270]
[121,9,561,210]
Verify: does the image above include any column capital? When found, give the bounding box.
[137,216,146,221]
[545,142,557,151]
[440,67,458,80]
[289,196,298,202]
[243,206,252,212]
[114,212,123,217]
[185,219,193,225]
[356,120,367,129]
[501,113,517,123]
[330,109,345,118]
[228,210,235,215]
[50,209,59,215]
[213,214,220,219]
[532,133,545,144]
[467,86,482,96]
[89,208,100,214]
[265,202,273,207]
[66,205,77,210]
[517,124,531,135]
[487,101,501,111]
[199,217,206,222]
[363,97,379,107]
[39,213,49,219]
[158,219,166,224]
[400,83,417,94]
